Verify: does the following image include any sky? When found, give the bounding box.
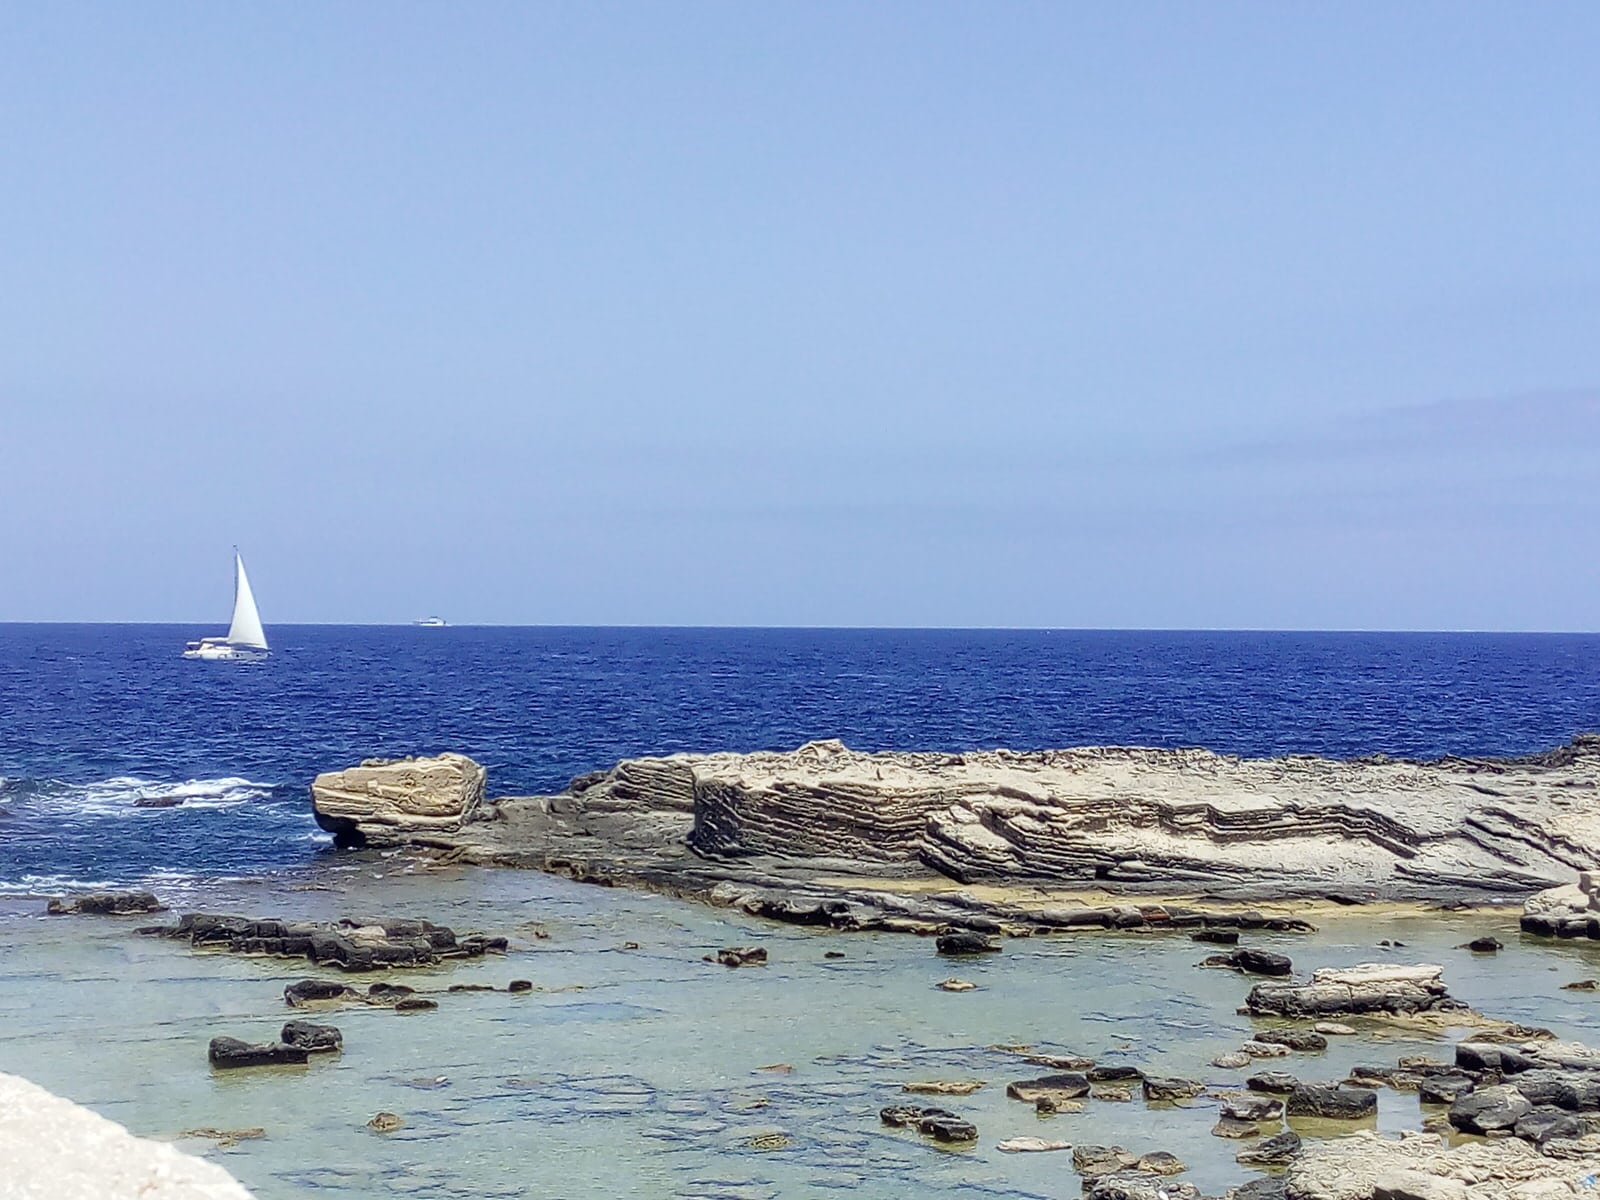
[2,3,1597,629]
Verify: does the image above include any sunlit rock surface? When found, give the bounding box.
[0,1072,255,1199]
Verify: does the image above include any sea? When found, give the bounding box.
[3,624,1600,1200]
[2,623,1598,894]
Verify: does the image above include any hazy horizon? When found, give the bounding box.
[5,5,1597,630]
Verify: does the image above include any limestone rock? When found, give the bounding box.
[0,1072,254,1198]
[312,753,486,848]
[1285,1130,1600,1200]
[322,735,1600,908]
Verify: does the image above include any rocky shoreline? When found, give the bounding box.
[310,736,1600,932]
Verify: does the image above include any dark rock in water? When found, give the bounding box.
[1325,893,1367,906]
[1204,948,1292,977]
[1134,1151,1185,1175]
[917,1114,977,1142]
[208,1036,310,1069]
[1454,1041,1540,1076]
[1086,1065,1142,1082]
[935,931,999,956]
[1460,936,1503,953]
[1236,1129,1301,1165]
[1284,1083,1377,1119]
[48,891,166,916]
[508,979,534,992]
[1142,1076,1205,1102]
[394,997,438,1012]
[1230,1179,1288,1200]
[1256,1028,1328,1052]
[1417,1072,1477,1105]
[1447,1084,1532,1134]
[882,1103,974,1141]
[367,1112,404,1133]
[448,984,496,993]
[880,1104,947,1128]
[1191,929,1240,945]
[368,982,415,1001]
[1247,1071,1299,1094]
[823,950,845,959]
[1562,979,1600,991]
[1508,1068,1600,1111]
[713,946,767,967]
[141,910,506,972]
[280,1020,342,1053]
[284,979,361,1008]
[1222,1095,1284,1122]
[1514,1105,1588,1144]
[1007,1072,1091,1103]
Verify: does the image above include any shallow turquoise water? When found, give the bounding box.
[3,866,1600,1199]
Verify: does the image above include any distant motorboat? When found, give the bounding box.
[412,616,447,627]
[183,552,269,662]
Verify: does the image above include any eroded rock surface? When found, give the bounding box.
[311,753,486,848]
[1285,1130,1600,1200]
[317,738,1600,922]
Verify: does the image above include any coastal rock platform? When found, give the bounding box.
[310,736,1600,925]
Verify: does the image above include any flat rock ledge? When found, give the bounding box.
[310,736,1600,927]
[0,1071,255,1199]
[1285,1129,1600,1200]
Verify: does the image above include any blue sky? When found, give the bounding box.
[3,4,1597,628]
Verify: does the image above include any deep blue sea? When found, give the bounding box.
[2,624,1597,892]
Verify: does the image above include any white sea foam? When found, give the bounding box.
[12,776,278,819]
[0,873,116,895]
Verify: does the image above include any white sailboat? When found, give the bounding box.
[183,552,270,662]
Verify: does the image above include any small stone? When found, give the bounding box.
[1007,1073,1090,1103]
[823,950,845,959]
[1142,1076,1205,1102]
[1212,1116,1260,1138]
[1285,1083,1377,1119]
[1223,1096,1284,1122]
[714,946,768,967]
[1072,1145,1139,1177]
[367,1112,404,1132]
[902,1080,984,1095]
[1135,1151,1186,1175]
[756,1064,793,1074]
[997,1136,1072,1152]
[1241,1041,1290,1058]
[280,1020,342,1053]
[1212,1051,1252,1069]
[1459,936,1503,953]
[1191,929,1240,945]
[917,1115,977,1142]
[394,997,438,1012]
[1093,1085,1133,1102]
[1314,1022,1357,1035]
[1247,1071,1298,1094]
[1256,1029,1328,1052]
[1562,979,1599,991]
[936,978,977,992]
[208,1037,309,1069]
[508,979,533,992]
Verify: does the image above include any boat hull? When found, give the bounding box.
[182,641,268,662]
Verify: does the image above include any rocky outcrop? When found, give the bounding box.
[314,735,1600,919]
[1522,871,1600,938]
[311,753,486,848]
[138,912,508,972]
[1246,964,1465,1019]
[0,1072,255,1199]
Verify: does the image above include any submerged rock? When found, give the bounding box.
[280,1020,342,1053]
[1006,1072,1091,1104]
[47,891,165,916]
[1236,1129,1301,1165]
[935,932,999,956]
[1204,948,1293,977]
[1284,1083,1377,1120]
[712,946,767,968]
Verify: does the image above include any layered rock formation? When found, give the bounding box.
[310,735,1600,917]
[1285,1129,1600,1200]
[311,753,485,848]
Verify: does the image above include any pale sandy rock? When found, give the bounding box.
[1287,1130,1600,1200]
[312,753,485,847]
[0,1072,255,1199]
[997,1136,1071,1152]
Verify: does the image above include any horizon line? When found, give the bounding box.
[2,620,1598,636]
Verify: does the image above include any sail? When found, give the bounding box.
[226,553,268,649]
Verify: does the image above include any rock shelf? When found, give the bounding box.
[310,736,1600,927]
